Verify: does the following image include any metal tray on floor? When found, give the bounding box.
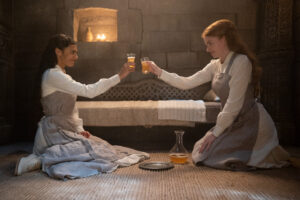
[139,161,174,171]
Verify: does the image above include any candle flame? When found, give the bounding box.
[96,34,106,41]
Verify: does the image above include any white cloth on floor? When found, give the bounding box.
[116,154,149,167]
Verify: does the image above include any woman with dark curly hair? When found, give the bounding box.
[15,34,149,179]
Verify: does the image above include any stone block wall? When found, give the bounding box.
[0,0,14,144]
[13,0,257,141]
[294,0,300,144]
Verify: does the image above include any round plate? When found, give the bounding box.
[139,161,174,171]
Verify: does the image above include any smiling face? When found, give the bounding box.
[55,44,78,68]
[203,36,228,59]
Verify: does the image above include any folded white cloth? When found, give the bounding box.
[158,100,206,122]
[116,154,149,167]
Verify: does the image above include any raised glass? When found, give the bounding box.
[127,53,136,69]
[140,57,150,74]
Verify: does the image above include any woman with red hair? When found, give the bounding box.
[149,19,289,170]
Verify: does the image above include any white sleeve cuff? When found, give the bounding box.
[158,70,170,81]
[158,70,164,79]
[212,125,225,137]
[76,126,85,133]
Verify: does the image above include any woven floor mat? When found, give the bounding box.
[0,152,299,200]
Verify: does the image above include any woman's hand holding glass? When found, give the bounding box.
[147,61,162,77]
[118,62,135,80]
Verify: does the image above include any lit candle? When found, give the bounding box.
[96,34,106,41]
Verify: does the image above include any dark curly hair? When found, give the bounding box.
[39,34,75,76]
[37,34,75,95]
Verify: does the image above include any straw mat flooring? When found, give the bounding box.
[0,144,299,200]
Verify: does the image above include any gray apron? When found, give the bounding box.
[33,91,148,180]
[192,54,259,171]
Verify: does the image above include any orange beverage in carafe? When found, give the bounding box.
[169,153,188,164]
[141,61,149,74]
[127,56,135,68]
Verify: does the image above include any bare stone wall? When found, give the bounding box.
[13,0,58,140]
[13,0,258,140]
[294,0,300,144]
[0,0,13,144]
[63,0,257,83]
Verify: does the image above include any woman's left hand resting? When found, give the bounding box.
[79,131,91,138]
[199,132,216,153]
[118,62,135,80]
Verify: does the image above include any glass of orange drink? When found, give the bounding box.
[127,53,135,69]
[141,57,150,74]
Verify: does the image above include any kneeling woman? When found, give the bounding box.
[15,34,149,179]
[148,19,289,170]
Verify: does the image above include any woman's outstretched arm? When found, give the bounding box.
[43,63,134,98]
[148,61,215,90]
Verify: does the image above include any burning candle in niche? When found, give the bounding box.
[96,34,106,41]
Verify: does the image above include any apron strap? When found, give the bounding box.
[225,53,237,74]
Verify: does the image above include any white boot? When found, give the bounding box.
[14,154,41,176]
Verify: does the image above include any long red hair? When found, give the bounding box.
[202,19,262,97]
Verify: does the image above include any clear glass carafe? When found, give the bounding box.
[169,130,189,164]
